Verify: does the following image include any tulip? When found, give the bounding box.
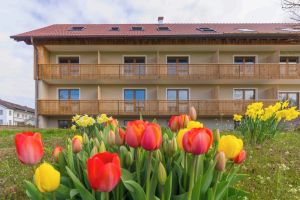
[215,151,226,172]
[125,120,148,148]
[158,162,167,186]
[87,152,121,192]
[141,123,162,151]
[99,141,106,152]
[72,137,82,154]
[153,149,163,161]
[107,130,116,146]
[115,128,126,146]
[182,128,213,155]
[233,150,246,164]
[73,135,83,143]
[52,146,63,162]
[90,146,98,157]
[125,151,133,167]
[218,135,243,159]
[168,115,190,132]
[34,162,60,193]
[15,132,44,165]
[177,128,189,150]
[189,106,197,121]
[187,121,203,129]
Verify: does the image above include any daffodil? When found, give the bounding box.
[233,114,242,122]
[97,114,110,124]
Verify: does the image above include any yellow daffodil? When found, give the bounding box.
[176,128,189,150]
[70,124,76,131]
[245,102,264,120]
[187,121,203,129]
[281,100,289,109]
[218,135,243,159]
[73,135,83,143]
[233,114,242,122]
[97,114,111,124]
[72,114,81,123]
[34,162,60,192]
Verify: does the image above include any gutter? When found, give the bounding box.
[31,37,39,128]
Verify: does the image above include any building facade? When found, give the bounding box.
[0,99,35,126]
[11,21,300,129]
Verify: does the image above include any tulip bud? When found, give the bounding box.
[125,151,133,167]
[215,151,226,172]
[83,133,89,144]
[233,150,246,164]
[93,138,100,148]
[99,141,106,153]
[52,146,63,162]
[72,138,82,154]
[189,106,197,121]
[214,129,220,143]
[107,130,116,146]
[115,128,126,146]
[153,149,163,162]
[158,162,167,186]
[90,146,98,157]
[171,137,178,153]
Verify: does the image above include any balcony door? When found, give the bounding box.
[124,57,145,76]
[124,89,145,112]
[167,89,189,113]
[58,56,80,77]
[279,92,299,109]
[280,56,299,77]
[58,89,80,114]
[234,56,256,76]
[167,56,189,75]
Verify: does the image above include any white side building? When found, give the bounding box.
[0,99,35,126]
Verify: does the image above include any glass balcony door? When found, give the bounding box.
[280,56,299,77]
[124,89,146,112]
[167,56,189,75]
[58,89,80,114]
[58,56,80,77]
[124,57,145,76]
[167,89,189,113]
[234,56,256,76]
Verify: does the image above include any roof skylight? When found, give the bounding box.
[110,26,120,31]
[281,27,300,32]
[68,26,85,31]
[197,27,216,32]
[157,26,170,31]
[131,26,143,31]
[237,28,256,32]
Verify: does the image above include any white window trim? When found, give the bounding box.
[165,88,191,100]
[165,55,191,64]
[232,55,258,64]
[57,88,81,100]
[122,88,148,100]
[233,88,258,100]
[56,55,81,64]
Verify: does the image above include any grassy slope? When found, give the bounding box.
[0,130,299,199]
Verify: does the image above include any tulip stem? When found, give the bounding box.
[52,191,56,200]
[145,151,153,200]
[187,155,197,200]
[183,152,188,190]
[135,148,141,184]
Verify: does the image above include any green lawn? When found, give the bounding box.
[0,130,299,200]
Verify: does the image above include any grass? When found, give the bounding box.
[0,129,299,199]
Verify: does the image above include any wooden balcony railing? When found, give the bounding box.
[38,63,300,80]
[38,99,278,116]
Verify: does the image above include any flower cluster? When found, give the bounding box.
[72,114,95,128]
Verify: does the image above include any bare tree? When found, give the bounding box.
[282,0,300,21]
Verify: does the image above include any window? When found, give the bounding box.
[0,110,2,115]
[59,89,79,100]
[167,56,189,75]
[234,56,256,76]
[17,113,20,118]
[131,26,143,31]
[58,56,80,77]
[281,28,300,32]
[280,56,299,76]
[157,26,170,31]
[124,89,146,112]
[197,27,216,32]
[9,120,12,125]
[0,120,3,125]
[233,89,256,100]
[237,28,256,32]
[279,92,299,108]
[167,89,189,113]
[58,120,72,129]
[9,110,12,116]
[124,56,146,75]
[68,26,85,31]
[110,26,120,31]
[234,56,256,64]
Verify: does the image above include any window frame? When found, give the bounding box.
[58,120,72,129]
[0,110,3,115]
[57,88,80,100]
[233,55,258,64]
[233,88,257,100]
[166,88,190,100]
[278,91,300,108]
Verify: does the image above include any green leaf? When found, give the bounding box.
[70,189,79,198]
[201,159,217,194]
[163,172,173,200]
[55,184,71,200]
[24,180,43,200]
[122,180,146,200]
[191,173,202,200]
[215,180,229,200]
[121,168,134,181]
[66,167,95,200]
[172,192,188,200]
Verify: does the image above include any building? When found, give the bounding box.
[11,19,300,129]
[0,99,35,126]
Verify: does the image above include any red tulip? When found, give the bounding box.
[141,123,162,151]
[72,138,82,153]
[125,120,148,148]
[182,128,213,155]
[15,132,44,165]
[87,152,121,192]
[115,128,126,146]
[233,150,246,164]
[168,115,190,132]
[52,146,63,162]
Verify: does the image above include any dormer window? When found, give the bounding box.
[238,28,256,32]
[68,26,85,31]
[281,27,300,32]
[131,26,143,31]
[157,26,170,31]
[197,27,216,32]
[110,26,120,31]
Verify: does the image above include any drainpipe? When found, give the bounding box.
[31,37,39,128]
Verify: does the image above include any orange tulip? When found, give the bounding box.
[72,138,82,153]
[182,128,213,155]
[15,132,44,165]
[52,146,63,162]
[168,115,190,132]
[233,150,246,164]
[141,123,162,151]
[125,120,148,148]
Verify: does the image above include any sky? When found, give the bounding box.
[0,0,295,108]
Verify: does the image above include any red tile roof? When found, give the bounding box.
[0,99,34,113]
[11,23,300,41]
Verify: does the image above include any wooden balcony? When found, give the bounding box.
[38,63,300,80]
[37,99,278,117]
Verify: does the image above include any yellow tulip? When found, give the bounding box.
[34,163,60,192]
[176,128,189,150]
[218,135,243,159]
[73,135,83,143]
[187,121,203,129]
